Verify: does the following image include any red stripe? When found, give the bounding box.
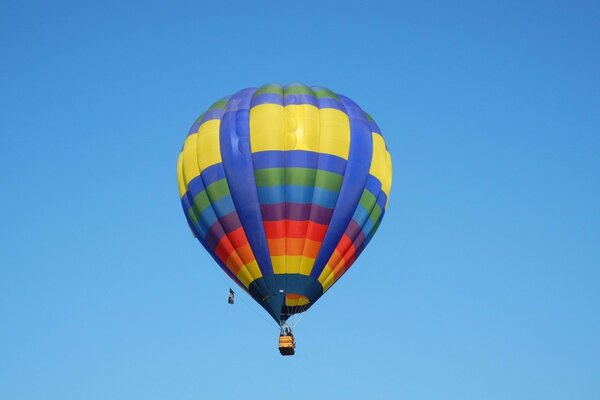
[263,220,328,241]
[226,227,250,249]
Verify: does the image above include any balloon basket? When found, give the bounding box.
[278,334,296,356]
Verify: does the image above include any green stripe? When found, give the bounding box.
[194,112,206,123]
[205,178,229,201]
[367,216,383,240]
[369,203,383,225]
[188,179,230,224]
[254,83,283,96]
[284,84,314,96]
[358,190,377,211]
[314,88,340,100]
[254,168,343,191]
[207,96,230,111]
[358,189,383,225]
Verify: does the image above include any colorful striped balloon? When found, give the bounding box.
[177,83,392,324]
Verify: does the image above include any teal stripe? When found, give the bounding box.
[257,185,339,208]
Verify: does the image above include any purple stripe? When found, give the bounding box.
[204,211,242,249]
[260,203,333,225]
[346,219,366,249]
[345,219,363,239]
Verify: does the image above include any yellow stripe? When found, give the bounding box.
[235,260,263,288]
[181,133,200,186]
[271,256,286,274]
[246,260,263,281]
[318,265,336,292]
[176,152,186,197]
[236,266,254,288]
[382,150,393,205]
[369,133,387,185]
[299,256,315,276]
[318,108,350,159]
[285,104,320,152]
[285,295,309,306]
[196,119,222,171]
[285,254,302,274]
[249,104,284,153]
[249,104,351,159]
[271,255,315,275]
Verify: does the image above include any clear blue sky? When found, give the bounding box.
[1,1,599,399]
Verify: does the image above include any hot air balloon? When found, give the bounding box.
[176,83,392,355]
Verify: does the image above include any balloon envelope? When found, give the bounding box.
[177,83,392,324]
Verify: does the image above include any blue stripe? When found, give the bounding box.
[284,93,318,107]
[315,97,346,112]
[362,216,375,234]
[250,91,346,112]
[188,121,201,135]
[200,108,225,125]
[185,176,206,204]
[200,163,226,187]
[251,92,320,107]
[376,191,387,210]
[251,151,346,175]
[365,174,382,196]
[256,186,338,208]
[352,205,371,226]
[219,88,275,294]
[251,93,284,106]
[209,196,235,220]
[187,108,226,136]
[310,95,374,279]
[368,119,381,135]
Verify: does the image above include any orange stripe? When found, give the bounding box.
[267,238,286,256]
[236,244,255,265]
[286,238,305,255]
[267,238,322,258]
[332,257,346,278]
[302,239,320,259]
[328,249,343,270]
[224,252,244,274]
